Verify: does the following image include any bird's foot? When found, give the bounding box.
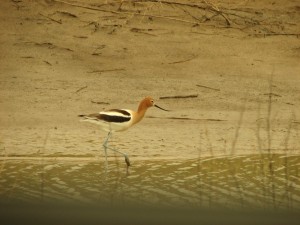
[124,154,131,167]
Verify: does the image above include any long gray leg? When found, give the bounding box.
[102,132,131,168]
[106,146,131,167]
[102,132,112,170]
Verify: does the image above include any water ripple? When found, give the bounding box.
[0,154,299,210]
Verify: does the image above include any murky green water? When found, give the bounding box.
[0,154,299,210]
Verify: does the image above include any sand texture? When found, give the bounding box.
[1,0,300,161]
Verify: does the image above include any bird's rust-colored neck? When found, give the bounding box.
[133,110,146,125]
[137,99,149,113]
[133,99,151,125]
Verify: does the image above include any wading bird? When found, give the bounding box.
[79,96,168,168]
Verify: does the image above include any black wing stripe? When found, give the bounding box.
[82,109,131,123]
[84,113,131,123]
[100,114,131,123]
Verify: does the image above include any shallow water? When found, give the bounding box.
[0,154,299,210]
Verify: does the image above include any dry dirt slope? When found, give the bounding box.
[0,0,300,159]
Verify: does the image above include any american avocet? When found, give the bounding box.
[79,96,168,168]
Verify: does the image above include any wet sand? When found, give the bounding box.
[1,0,300,160]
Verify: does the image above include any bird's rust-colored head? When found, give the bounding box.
[138,96,169,112]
